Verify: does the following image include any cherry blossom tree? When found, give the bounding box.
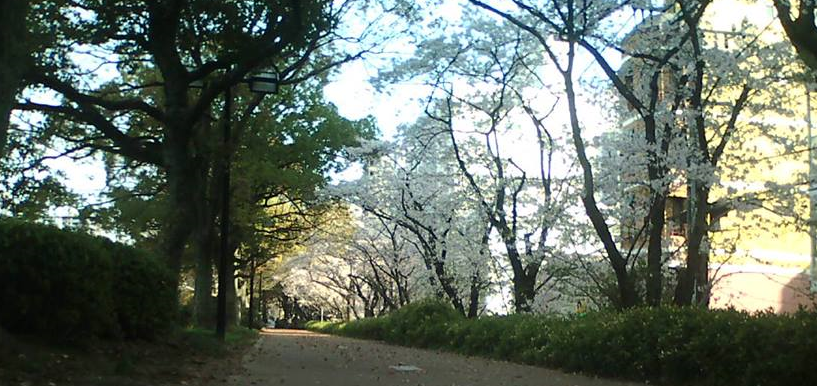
[282,208,423,318]
[377,14,579,312]
[332,122,494,317]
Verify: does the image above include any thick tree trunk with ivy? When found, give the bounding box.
[162,139,208,291]
[192,207,217,327]
[0,0,31,158]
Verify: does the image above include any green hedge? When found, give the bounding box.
[307,300,817,386]
[0,219,176,342]
[107,241,176,339]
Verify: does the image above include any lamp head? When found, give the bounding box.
[248,70,279,95]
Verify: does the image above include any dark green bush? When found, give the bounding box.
[107,241,176,339]
[0,220,117,341]
[0,219,175,342]
[380,299,464,348]
[308,300,817,386]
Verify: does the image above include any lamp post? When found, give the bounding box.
[192,69,278,341]
[807,84,816,294]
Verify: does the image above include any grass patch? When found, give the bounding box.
[0,326,259,385]
[178,327,259,357]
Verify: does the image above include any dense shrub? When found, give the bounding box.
[380,299,464,348]
[308,300,817,386]
[307,300,464,346]
[107,241,177,339]
[0,219,175,342]
[0,220,117,341]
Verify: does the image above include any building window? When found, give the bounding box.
[666,196,687,237]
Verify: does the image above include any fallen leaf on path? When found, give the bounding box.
[389,365,423,373]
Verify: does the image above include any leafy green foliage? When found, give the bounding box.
[107,241,177,339]
[0,219,175,342]
[373,300,464,348]
[0,219,116,341]
[308,301,817,386]
[0,127,79,221]
[307,299,464,347]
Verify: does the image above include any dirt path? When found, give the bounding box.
[223,329,644,386]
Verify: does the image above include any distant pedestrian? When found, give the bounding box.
[575,300,587,318]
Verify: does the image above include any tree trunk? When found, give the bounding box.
[227,260,238,326]
[432,259,466,316]
[467,273,482,318]
[152,0,198,296]
[645,193,667,306]
[193,167,218,327]
[193,235,214,327]
[773,0,817,77]
[364,292,376,318]
[467,226,490,318]
[565,70,638,309]
[259,271,266,324]
[673,10,713,306]
[0,0,30,158]
[675,183,710,306]
[508,254,536,313]
[499,233,537,313]
[222,234,241,326]
[643,107,670,307]
[247,254,256,328]
[413,236,464,315]
[396,270,410,307]
[193,117,220,326]
[162,137,207,293]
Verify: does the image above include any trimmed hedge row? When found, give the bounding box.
[0,219,176,342]
[307,300,817,386]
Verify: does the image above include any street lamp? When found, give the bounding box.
[191,68,279,341]
[806,84,816,294]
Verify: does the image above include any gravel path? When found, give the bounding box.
[225,329,644,386]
